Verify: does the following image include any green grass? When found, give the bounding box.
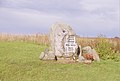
[0,41,120,81]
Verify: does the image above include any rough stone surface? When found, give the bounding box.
[78,56,85,62]
[40,22,78,60]
[81,46,100,61]
[49,22,77,58]
[91,49,100,61]
[82,46,92,54]
[39,52,45,60]
[39,48,55,60]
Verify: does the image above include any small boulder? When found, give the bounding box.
[82,46,100,61]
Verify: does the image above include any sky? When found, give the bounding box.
[0,0,120,37]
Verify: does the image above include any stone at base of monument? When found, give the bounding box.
[39,48,56,60]
[91,49,100,62]
[39,52,45,60]
[82,46,100,62]
[76,46,100,64]
[77,56,85,62]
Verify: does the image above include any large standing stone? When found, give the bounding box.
[40,22,78,60]
[50,22,78,58]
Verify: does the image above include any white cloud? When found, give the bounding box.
[80,0,119,11]
[0,7,63,33]
[0,7,63,23]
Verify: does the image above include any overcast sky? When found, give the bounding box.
[0,0,119,37]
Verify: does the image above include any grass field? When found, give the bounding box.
[0,41,120,81]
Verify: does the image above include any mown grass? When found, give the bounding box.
[0,42,120,81]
